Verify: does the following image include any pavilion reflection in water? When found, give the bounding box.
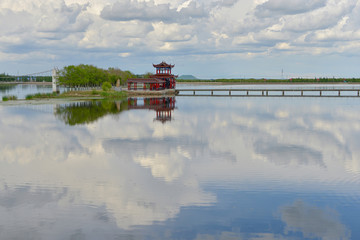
[128,97,176,123]
[53,97,176,125]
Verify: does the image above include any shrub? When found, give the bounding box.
[102,82,112,91]
[2,95,17,101]
[26,94,34,100]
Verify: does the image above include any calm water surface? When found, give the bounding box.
[0,84,68,100]
[0,86,360,239]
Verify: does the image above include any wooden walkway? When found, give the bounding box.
[175,88,360,97]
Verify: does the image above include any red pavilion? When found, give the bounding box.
[127,62,177,91]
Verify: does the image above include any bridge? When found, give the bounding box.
[0,70,53,82]
[175,88,360,97]
[0,68,60,92]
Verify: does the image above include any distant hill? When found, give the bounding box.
[178,75,198,80]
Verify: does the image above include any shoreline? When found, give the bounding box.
[2,81,358,86]
[0,98,104,106]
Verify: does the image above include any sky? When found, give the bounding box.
[1,0,360,79]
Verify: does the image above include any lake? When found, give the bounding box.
[0,84,360,239]
[0,83,72,101]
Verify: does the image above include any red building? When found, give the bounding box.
[128,62,177,90]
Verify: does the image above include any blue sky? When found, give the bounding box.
[1,0,360,79]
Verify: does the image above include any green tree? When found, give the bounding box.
[107,68,135,85]
[58,65,135,87]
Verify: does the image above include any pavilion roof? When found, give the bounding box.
[153,61,175,68]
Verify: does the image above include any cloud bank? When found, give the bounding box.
[1,0,360,77]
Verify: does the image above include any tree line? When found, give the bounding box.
[57,64,135,88]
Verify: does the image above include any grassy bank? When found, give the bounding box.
[25,89,128,100]
[25,92,58,100]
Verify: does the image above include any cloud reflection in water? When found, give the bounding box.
[281,200,350,239]
[0,96,359,238]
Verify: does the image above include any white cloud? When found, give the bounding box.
[100,0,208,23]
[79,20,154,49]
[254,0,327,17]
[275,42,291,50]
[0,0,91,64]
[151,22,194,42]
[282,0,357,32]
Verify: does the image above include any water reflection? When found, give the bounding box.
[128,97,176,123]
[0,84,17,92]
[254,140,325,167]
[54,100,128,125]
[281,200,350,239]
[54,97,176,125]
[0,85,17,100]
[0,96,360,239]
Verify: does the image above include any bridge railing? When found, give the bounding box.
[176,88,360,97]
